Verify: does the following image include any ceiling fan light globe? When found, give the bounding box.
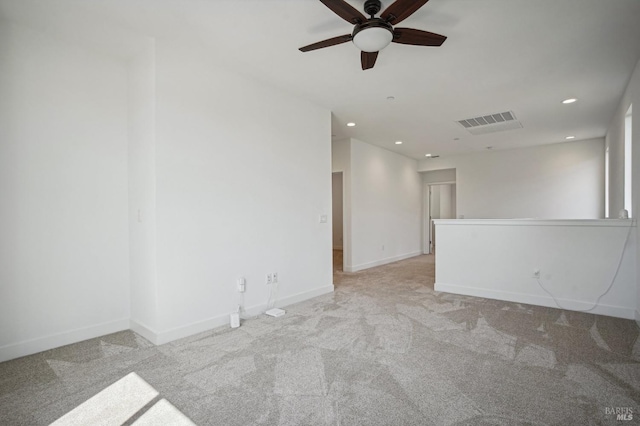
[352,20,394,52]
[353,28,393,52]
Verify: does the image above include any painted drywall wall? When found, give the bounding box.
[348,138,422,271]
[151,41,333,341]
[128,39,159,337]
[433,184,455,220]
[423,168,456,184]
[430,186,441,220]
[332,173,344,249]
[451,184,457,219]
[418,139,605,219]
[435,219,636,319]
[606,58,640,324]
[0,22,130,361]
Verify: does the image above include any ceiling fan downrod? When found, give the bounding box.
[363,0,382,18]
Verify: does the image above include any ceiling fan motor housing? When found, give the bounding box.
[364,0,382,17]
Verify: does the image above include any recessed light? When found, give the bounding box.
[562,98,577,104]
[565,136,575,140]
[347,122,356,127]
[425,153,432,157]
[395,141,402,145]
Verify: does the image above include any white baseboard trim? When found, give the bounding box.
[2,285,336,361]
[0,318,130,363]
[242,284,335,318]
[346,251,422,273]
[131,284,335,346]
[153,315,230,346]
[276,283,335,309]
[129,319,160,346]
[435,282,635,320]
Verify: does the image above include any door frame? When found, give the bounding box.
[331,171,346,271]
[423,181,456,255]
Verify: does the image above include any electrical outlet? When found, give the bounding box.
[273,272,278,283]
[532,269,541,279]
[266,273,273,285]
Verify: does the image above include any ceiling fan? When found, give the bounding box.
[299,0,447,70]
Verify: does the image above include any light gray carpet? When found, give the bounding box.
[1,253,639,425]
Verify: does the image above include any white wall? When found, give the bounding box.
[422,168,456,184]
[418,139,605,219]
[440,186,450,219]
[128,39,159,336]
[430,186,441,220]
[0,22,335,358]
[606,58,640,324]
[348,139,422,271]
[151,41,333,341]
[435,219,636,319]
[438,184,455,220]
[451,185,457,219]
[0,22,130,361]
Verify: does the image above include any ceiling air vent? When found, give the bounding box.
[456,111,523,135]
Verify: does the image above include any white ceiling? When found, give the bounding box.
[2,0,640,160]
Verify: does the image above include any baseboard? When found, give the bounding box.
[1,284,336,360]
[242,284,335,318]
[129,319,160,346]
[153,315,230,346]
[435,282,635,320]
[346,251,421,273]
[132,284,335,345]
[0,318,130,363]
[275,283,335,309]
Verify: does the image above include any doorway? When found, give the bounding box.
[424,183,456,254]
[332,172,344,273]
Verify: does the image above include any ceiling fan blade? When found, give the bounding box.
[319,0,366,24]
[393,28,446,46]
[381,0,429,24]
[361,51,378,70]
[299,34,353,52]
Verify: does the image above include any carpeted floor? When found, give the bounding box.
[1,253,639,425]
